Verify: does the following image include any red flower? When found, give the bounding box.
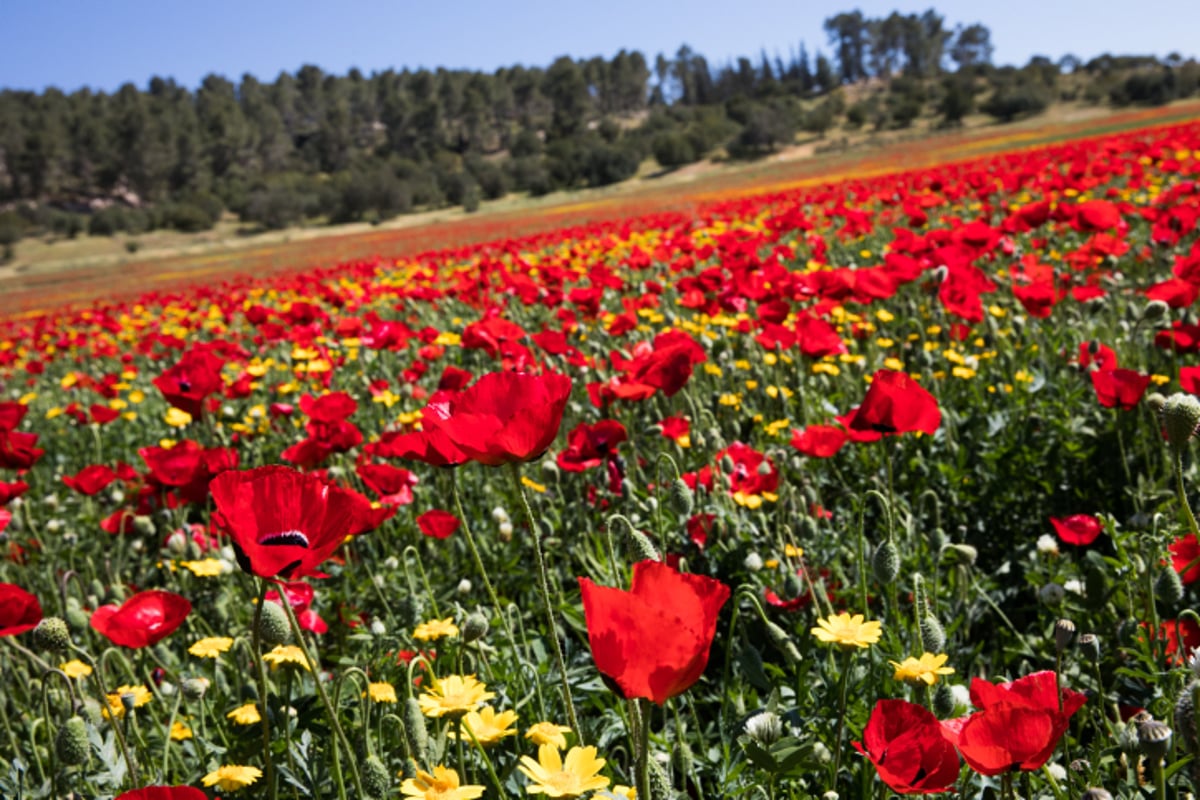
[853,699,960,795]
[1170,533,1200,584]
[851,370,941,435]
[116,787,207,800]
[623,330,706,397]
[579,560,730,704]
[90,590,191,648]
[380,371,572,468]
[659,416,691,447]
[152,348,224,418]
[790,425,848,458]
[356,462,419,507]
[209,466,379,579]
[942,671,1086,776]
[1049,515,1102,546]
[1090,368,1151,410]
[63,464,117,496]
[557,420,628,472]
[0,430,44,470]
[0,582,42,636]
[417,509,460,539]
[715,442,778,498]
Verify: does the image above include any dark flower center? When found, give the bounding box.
[260,530,309,548]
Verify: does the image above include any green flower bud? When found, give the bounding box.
[1175,679,1198,753]
[33,617,71,652]
[765,621,804,665]
[181,677,209,701]
[1143,299,1171,323]
[362,754,390,798]
[256,601,292,648]
[1164,393,1200,453]
[132,515,156,537]
[649,756,673,800]
[55,716,90,766]
[872,539,900,585]
[932,682,955,717]
[404,697,428,758]
[668,478,694,517]
[920,611,946,654]
[1078,633,1101,664]
[462,612,489,645]
[1156,566,1185,605]
[941,543,977,567]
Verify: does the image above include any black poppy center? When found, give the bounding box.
[260,530,310,548]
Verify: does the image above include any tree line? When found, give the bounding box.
[1,7,1198,254]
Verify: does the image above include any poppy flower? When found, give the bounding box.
[356,462,419,507]
[0,582,42,636]
[1049,515,1102,546]
[90,590,191,648]
[209,465,379,579]
[1090,368,1151,410]
[63,464,117,496]
[942,671,1086,776]
[790,425,848,458]
[417,509,460,540]
[0,430,44,470]
[622,330,706,397]
[850,370,941,436]
[152,348,224,418]
[115,787,208,800]
[853,699,960,794]
[1170,533,1200,584]
[382,371,572,468]
[579,559,730,704]
[557,420,628,472]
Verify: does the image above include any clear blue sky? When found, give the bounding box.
[3,0,1198,93]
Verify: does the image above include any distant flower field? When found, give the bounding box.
[1,115,1200,799]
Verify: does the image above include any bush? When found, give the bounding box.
[652,131,698,168]
[162,201,218,233]
[88,206,127,237]
[243,186,308,230]
[981,83,1051,121]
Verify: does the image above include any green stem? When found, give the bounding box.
[1175,451,1200,537]
[636,699,652,800]
[250,583,278,800]
[829,648,853,791]
[509,463,582,744]
[278,590,364,800]
[70,643,140,788]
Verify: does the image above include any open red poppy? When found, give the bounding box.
[853,699,960,794]
[0,582,42,636]
[209,465,379,579]
[850,369,941,435]
[579,559,730,704]
[416,509,460,539]
[1049,515,1102,546]
[90,590,191,649]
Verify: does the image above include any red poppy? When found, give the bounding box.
[622,330,706,397]
[0,582,42,636]
[381,371,572,468]
[790,425,848,458]
[0,430,44,470]
[115,786,207,800]
[90,404,122,425]
[557,420,628,472]
[209,465,379,579]
[714,442,778,497]
[0,480,29,505]
[0,401,26,431]
[90,590,191,648]
[686,513,715,549]
[1090,368,1151,410]
[659,416,691,447]
[152,348,224,417]
[1049,515,1102,546]
[579,559,730,704]
[1170,533,1200,584]
[356,462,419,507]
[63,464,117,496]
[417,509,460,539]
[942,671,1086,776]
[850,370,941,436]
[853,699,960,795]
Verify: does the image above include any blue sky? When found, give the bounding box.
[3,0,1198,93]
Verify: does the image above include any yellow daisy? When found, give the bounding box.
[189,636,234,658]
[226,703,262,725]
[810,612,883,650]
[103,685,153,719]
[525,721,572,749]
[202,765,263,792]
[418,674,494,718]
[262,644,311,671]
[400,765,484,800]
[889,652,955,686]
[368,681,398,704]
[413,617,460,642]
[452,705,519,746]
[180,559,225,577]
[60,659,93,679]
[519,744,610,797]
[170,721,193,741]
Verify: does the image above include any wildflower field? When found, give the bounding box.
[3,114,1200,800]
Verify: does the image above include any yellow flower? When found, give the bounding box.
[400,765,484,800]
[368,682,398,703]
[170,721,193,741]
[452,705,519,746]
[413,617,460,642]
[202,765,263,792]
[610,786,637,799]
[525,721,572,749]
[189,636,234,658]
[60,659,93,679]
[104,685,153,719]
[418,674,495,718]
[890,653,955,686]
[811,612,883,650]
[262,645,311,671]
[180,559,225,577]
[227,703,262,725]
[519,744,611,797]
[164,407,193,428]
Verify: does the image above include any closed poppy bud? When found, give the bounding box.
[1143,299,1171,323]
[669,478,694,517]
[462,612,489,644]
[361,754,390,799]
[1175,680,1198,753]
[932,682,955,717]
[1163,393,1200,453]
[942,543,977,566]
[921,612,947,655]
[34,617,71,652]
[765,621,803,666]
[872,539,900,585]
[256,601,291,647]
[404,697,428,756]
[55,716,90,766]
[181,678,209,701]
[1156,567,1185,605]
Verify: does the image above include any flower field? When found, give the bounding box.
[3,115,1200,799]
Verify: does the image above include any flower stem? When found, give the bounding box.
[636,698,652,800]
[509,463,583,744]
[70,643,140,788]
[277,591,364,800]
[251,582,278,800]
[829,648,853,792]
[1175,451,1200,537]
